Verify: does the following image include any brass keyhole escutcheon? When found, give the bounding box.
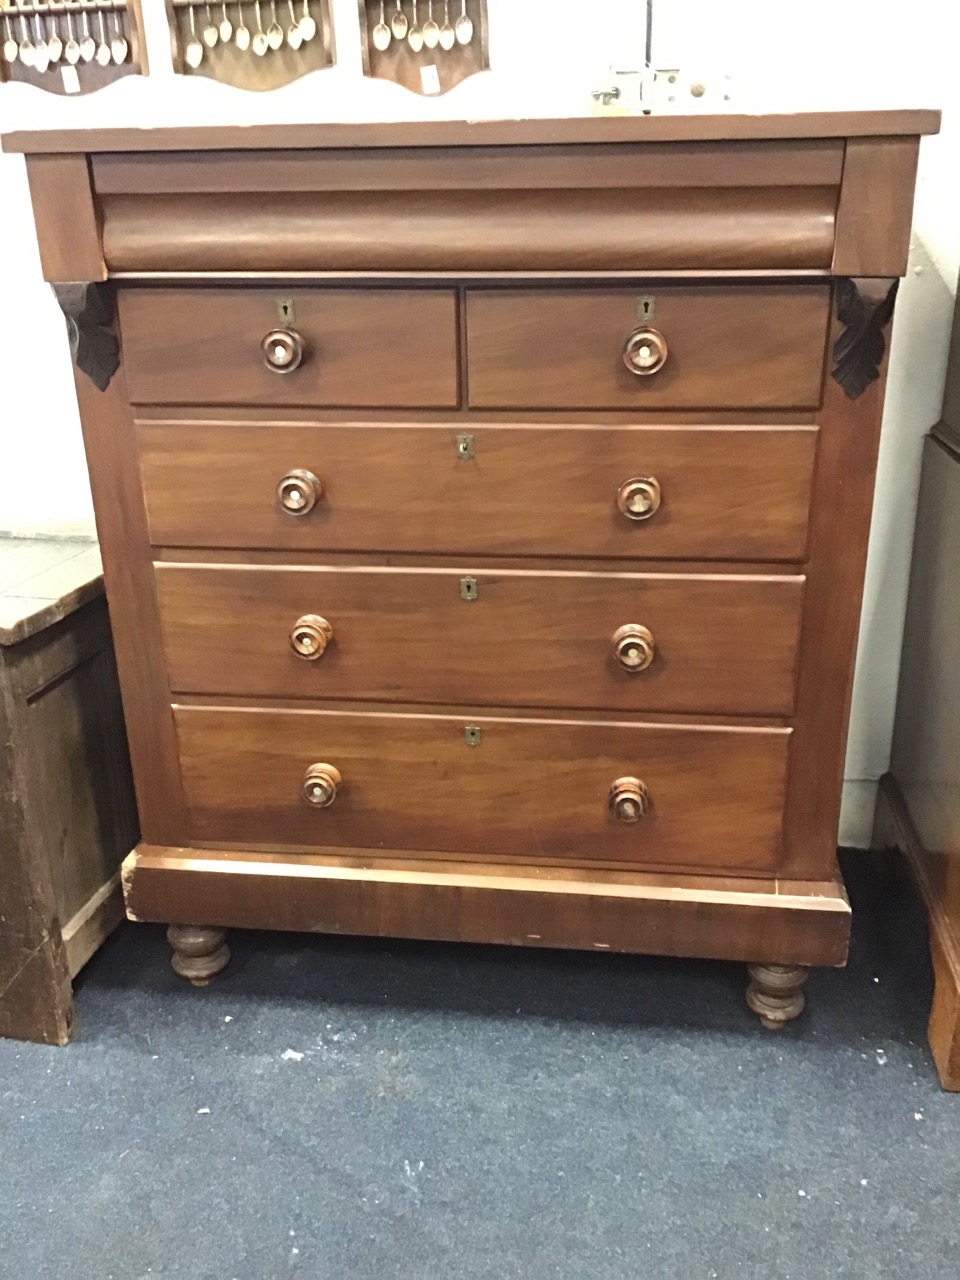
[617,476,661,522]
[290,615,333,660]
[300,763,342,808]
[261,328,305,374]
[609,777,649,823]
[612,624,655,672]
[622,327,668,377]
[277,469,322,516]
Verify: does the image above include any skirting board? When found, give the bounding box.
[874,773,960,1091]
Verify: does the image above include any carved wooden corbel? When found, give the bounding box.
[832,277,900,400]
[52,282,120,393]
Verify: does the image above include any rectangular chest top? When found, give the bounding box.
[4,111,939,282]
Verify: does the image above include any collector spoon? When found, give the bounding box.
[407,0,422,50]
[438,0,453,49]
[202,0,219,47]
[297,0,314,42]
[64,8,80,64]
[284,0,300,48]
[95,5,111,64]
[266,0,283,49]
[454,0,471,44]
[218,0,232,42]
[389,0,406,39]
[251,0,268,56]
[18,12,35,65]
[79,2,96,61]
[234,2,250,50]
[185,3,204,64]
[46,3,63,61]
[32,11,50,71]
[3,9,19,62]
[110,5,127,62]
[422,0,438,48]
[372,0,390,50]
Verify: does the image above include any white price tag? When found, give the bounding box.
[61,65,81,94]
[419,64,441,95]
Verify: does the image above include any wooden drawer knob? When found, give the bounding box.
[617,476,661,521]
[300,763,341,808]
[277,469,322,515]
[609,777,649,823]
[623,327,668,377]
[612,624,655,672]
[261,328,305,374]
[290,615,333,660]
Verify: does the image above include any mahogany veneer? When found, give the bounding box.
[3,111,937,1021]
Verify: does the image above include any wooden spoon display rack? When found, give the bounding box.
[359,0,487,96]
[167,0,333,88]
[1,0,146,93]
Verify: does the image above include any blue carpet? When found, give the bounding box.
[1,850,957,1280]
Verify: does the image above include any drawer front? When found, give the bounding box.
[139,423,817,561]
[466,286,830,409]
[174,706,791,871]
[118,288,460,408]
[157,564,805,716]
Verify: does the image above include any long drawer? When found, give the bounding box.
[118,288,460,408]
[174,706,792,872]
[138,423,818,561]
[157,563,805,716]
[465,286,831,410]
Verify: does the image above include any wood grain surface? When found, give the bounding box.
[466,287,831,410]
[155,562,805,716]
[137,422,818,562]
[119,287,460,408]
[173,704,791,872]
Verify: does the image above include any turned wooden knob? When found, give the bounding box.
[612,624,655,672]
[290,615,333,660]
[622,327,668,377]
[617,476,661,521]
[261,328,305,373]
[277,469,322,515]
[300,763,341,808]
[609,776,649,823]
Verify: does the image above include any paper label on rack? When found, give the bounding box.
[420,65,441,95]
[61,65,81,94]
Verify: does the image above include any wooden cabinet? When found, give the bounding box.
[4,111,937,1024]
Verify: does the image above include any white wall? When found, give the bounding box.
[1,0,957,842]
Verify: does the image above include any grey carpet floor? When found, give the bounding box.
[1,850,958,1280]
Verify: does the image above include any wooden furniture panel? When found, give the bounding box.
[156,562,805,715]
[137,422,819,562]
[174,705,792,872]
[118,288,460,407]
[25,155,106,284]
[100,186,839,273]
[0,541,138,1046]
[5,111,937,1020]
[466,287,831,410]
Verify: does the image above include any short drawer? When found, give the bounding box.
[466,286,830,410]
[174,706,791,872]
[138,423,817,562]
[157,564,805,716]
[118,287,460,408]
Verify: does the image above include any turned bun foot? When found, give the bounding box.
[746,963,809,1029]
[167,924,231,986]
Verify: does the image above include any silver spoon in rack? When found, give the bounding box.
[64,6,80,64]
[18,10,35,66]
[266,0,283,49]
[422,0,439,48]
[438,0,453,49]
[234,1,250,49]
[110,3,127,61]
[218,0,231,40]
[95,4,110,63]
[79,1,96,61]
[185,2,203,64]
[297,0,314,42]
[32,9,50,71]
[372,0,390,50]
[454,0,471,44]
[284,0,299,48]
[251,0,268,55]
[202,0,218,47]
[3,8,19,62]
[390,0,406,39]
[407,0,422,50]
[46,0,63,61]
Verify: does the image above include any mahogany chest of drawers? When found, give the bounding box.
[4,110,938,1025]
